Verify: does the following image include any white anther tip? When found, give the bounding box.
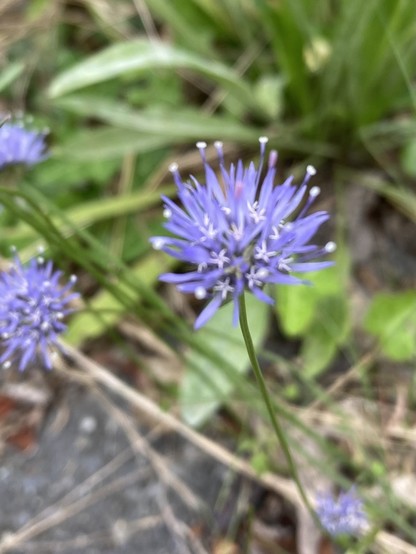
[325,241,337,253]
[168,162,179,173]
[306,164,317,175]
[214,141,223,148]
[152,238,165,250]
[257,268,269,279]
[70,275,77,283]
[196,141,207,149]
[195,287,207,300]
[259,136,269,144]
[163,208,172,218]
[309,186,320,197]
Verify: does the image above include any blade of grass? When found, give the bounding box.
[54,96,261,143]
[48,39,261,115]
[2,184,175,244]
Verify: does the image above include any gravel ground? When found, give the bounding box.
[0,386,230,554]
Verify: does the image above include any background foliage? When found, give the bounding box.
[1,0,416,549]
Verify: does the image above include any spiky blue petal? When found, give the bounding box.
[0,122,47,170]
[151,139,334,328]
[316,488,367,537]
[0,252,78,371]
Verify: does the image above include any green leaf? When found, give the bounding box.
[275,252,350,377]
[48,39,258,112]
[0,62,25,93]
[180,294,269,427]
[250,451,270,475]
[276,266,343,337]
[276,282,317,337]
[301,295,350,378]
[363,291,416,361]
[32,156,120,191]
[55,96,260,142]
[55,127,169,160]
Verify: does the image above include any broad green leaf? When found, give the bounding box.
[276,282,317,337]
[32,157,119,192]
[55,96,260,143]
[55,127,170,160]
[301,295,350,378]
[276,266,343,336]
[363,291,416,361]
[180,294,269,427]
[48,39,258,112]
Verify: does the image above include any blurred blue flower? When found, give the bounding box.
[0,250,78,371]
[316,488,367,537]
[0,121,48,170]
[151,138,335,329]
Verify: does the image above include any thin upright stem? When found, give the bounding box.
[238,294,316,519]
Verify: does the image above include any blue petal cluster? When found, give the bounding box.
[0,121,48,170]
[151,138,335,329]
[316,488,367,537]
[0,251,78,371]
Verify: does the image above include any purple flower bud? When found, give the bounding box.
[0,121,48,170]
[151,139,335,329]
[316,488,367,537]
[0,251,78,371]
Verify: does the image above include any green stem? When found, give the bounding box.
[238,293,316,519]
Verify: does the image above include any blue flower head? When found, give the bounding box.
[316,488,367,537]
[0,250,78,371]
[151,138,335,329]
[0,119,48,170]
